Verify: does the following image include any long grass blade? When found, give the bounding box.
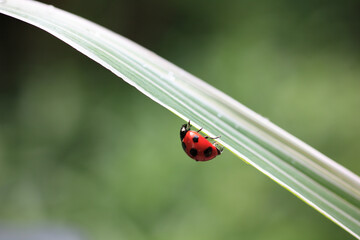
[1,0,359,237]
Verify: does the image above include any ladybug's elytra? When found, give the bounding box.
[180,121,224,161]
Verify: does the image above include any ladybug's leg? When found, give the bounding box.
[205,135,221,140]
[197,127,203,133]
[214,142,224,155]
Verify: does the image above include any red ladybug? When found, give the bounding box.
[180,121,224,161]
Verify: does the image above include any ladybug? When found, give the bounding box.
[180,121,224,161]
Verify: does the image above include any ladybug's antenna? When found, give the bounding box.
[187,120,191,130]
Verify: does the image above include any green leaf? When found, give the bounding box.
[1,0,359,237]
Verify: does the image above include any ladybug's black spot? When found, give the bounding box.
[204,147,213,157]
[192,135,199,143]
[190,148,198,157]
[182,142,186,151]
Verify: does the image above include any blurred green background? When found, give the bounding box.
[1,0,360,239]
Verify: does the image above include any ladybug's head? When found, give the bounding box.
[180,121,191,140]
